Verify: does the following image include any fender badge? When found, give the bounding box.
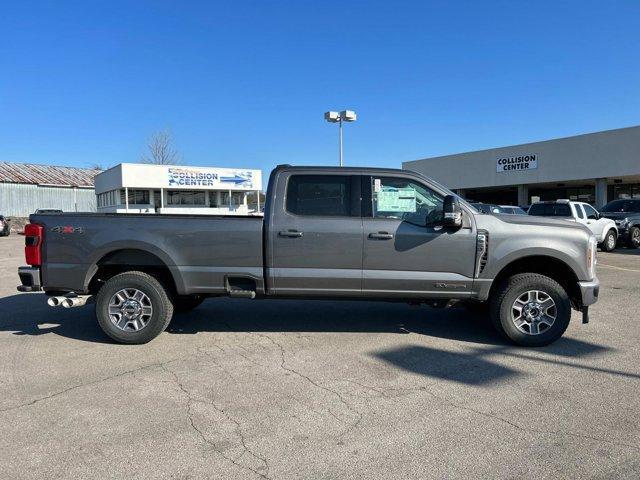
[51,226,84,234]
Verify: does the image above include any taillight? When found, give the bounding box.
[24,223,44,266]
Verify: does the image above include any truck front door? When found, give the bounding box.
[267,173,363,295]
[361,175,477,298]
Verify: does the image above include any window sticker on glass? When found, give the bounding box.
[374,178,381,193]
[377,187,417,212]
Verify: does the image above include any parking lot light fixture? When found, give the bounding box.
[324,110,357,167]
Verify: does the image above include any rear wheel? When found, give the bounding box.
[629,226,640,249]
[95,271,174,344]
[601,229,617,252]
[490,273,571,347]
[173,295,205,313]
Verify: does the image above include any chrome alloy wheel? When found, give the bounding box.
[511,290,557,335]
[607,232,616,250]
[108,288,153,332]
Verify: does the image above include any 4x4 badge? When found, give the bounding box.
[51,226,84,234]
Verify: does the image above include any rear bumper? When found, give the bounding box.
[17,266,41,292]
[578,278,599,307]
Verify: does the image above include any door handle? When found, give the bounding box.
[279,230,303,238]
[368,232,394,240]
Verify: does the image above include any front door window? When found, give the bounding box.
[371,177,443,226]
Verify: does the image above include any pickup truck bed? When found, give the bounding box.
[32,213,264,295]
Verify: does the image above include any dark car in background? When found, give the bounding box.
[600,199,640,248]
[0,216,10,236]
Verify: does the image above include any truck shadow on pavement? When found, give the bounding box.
[0,293,111,344]
[1,294,633,386]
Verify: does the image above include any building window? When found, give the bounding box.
[98,190,119,207]
[220,191,244,207]
[120,189,150,205]
[611,183,640,200]
[167,190,206,205]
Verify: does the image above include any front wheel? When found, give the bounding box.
[490,273,571,347]
[601,229,617,252]
[95,271,174,344]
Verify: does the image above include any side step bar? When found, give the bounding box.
[228,290,256,299]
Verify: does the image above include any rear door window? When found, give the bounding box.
[286,175,356,217]
[575,204,585,219]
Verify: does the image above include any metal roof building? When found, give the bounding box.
[0,162,100,217]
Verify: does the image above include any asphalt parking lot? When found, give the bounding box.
[0,234,639,479]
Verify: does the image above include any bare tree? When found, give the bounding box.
[141,130,180,165]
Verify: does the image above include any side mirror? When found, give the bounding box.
[442,195,462,229]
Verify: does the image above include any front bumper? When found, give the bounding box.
[578,277,599,306]
[17,266,41,292]
[616,226,629,240]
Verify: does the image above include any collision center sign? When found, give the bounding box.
[496,154,538,173]
[166,167,260,190]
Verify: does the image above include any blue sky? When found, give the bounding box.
[1,1,639,176]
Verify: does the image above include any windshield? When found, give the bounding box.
[601,200,640,213]
[528,203,572,217]
[505,206,527,215]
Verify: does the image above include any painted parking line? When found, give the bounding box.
[598,263,640,273]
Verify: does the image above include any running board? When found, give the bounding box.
[228,290,256,299]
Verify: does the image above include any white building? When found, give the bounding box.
[95,163,262,215]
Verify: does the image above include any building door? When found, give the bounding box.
[362,175,477,297]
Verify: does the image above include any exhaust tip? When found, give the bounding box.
[47,297,60,307]
[62,298,74,308]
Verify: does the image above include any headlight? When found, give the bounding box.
[586,235,597,278]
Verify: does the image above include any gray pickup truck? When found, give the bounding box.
[18,165,599,346]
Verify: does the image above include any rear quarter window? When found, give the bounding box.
[528,203,572,217]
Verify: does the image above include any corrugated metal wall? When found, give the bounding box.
[0,183,96,217]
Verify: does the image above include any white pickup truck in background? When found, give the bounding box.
[528,199,618,251]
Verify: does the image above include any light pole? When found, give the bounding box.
[324,110,357,166]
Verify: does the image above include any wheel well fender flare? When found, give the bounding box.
[83,241,185,294]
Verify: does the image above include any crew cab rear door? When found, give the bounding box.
[361,174,477,297]
[266,172,363,295]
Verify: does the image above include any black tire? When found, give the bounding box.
[490,273,571,347]
[628,226,640,249]
[95,271,174,344]
[173,295,205,313]
[601,229,617,252]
